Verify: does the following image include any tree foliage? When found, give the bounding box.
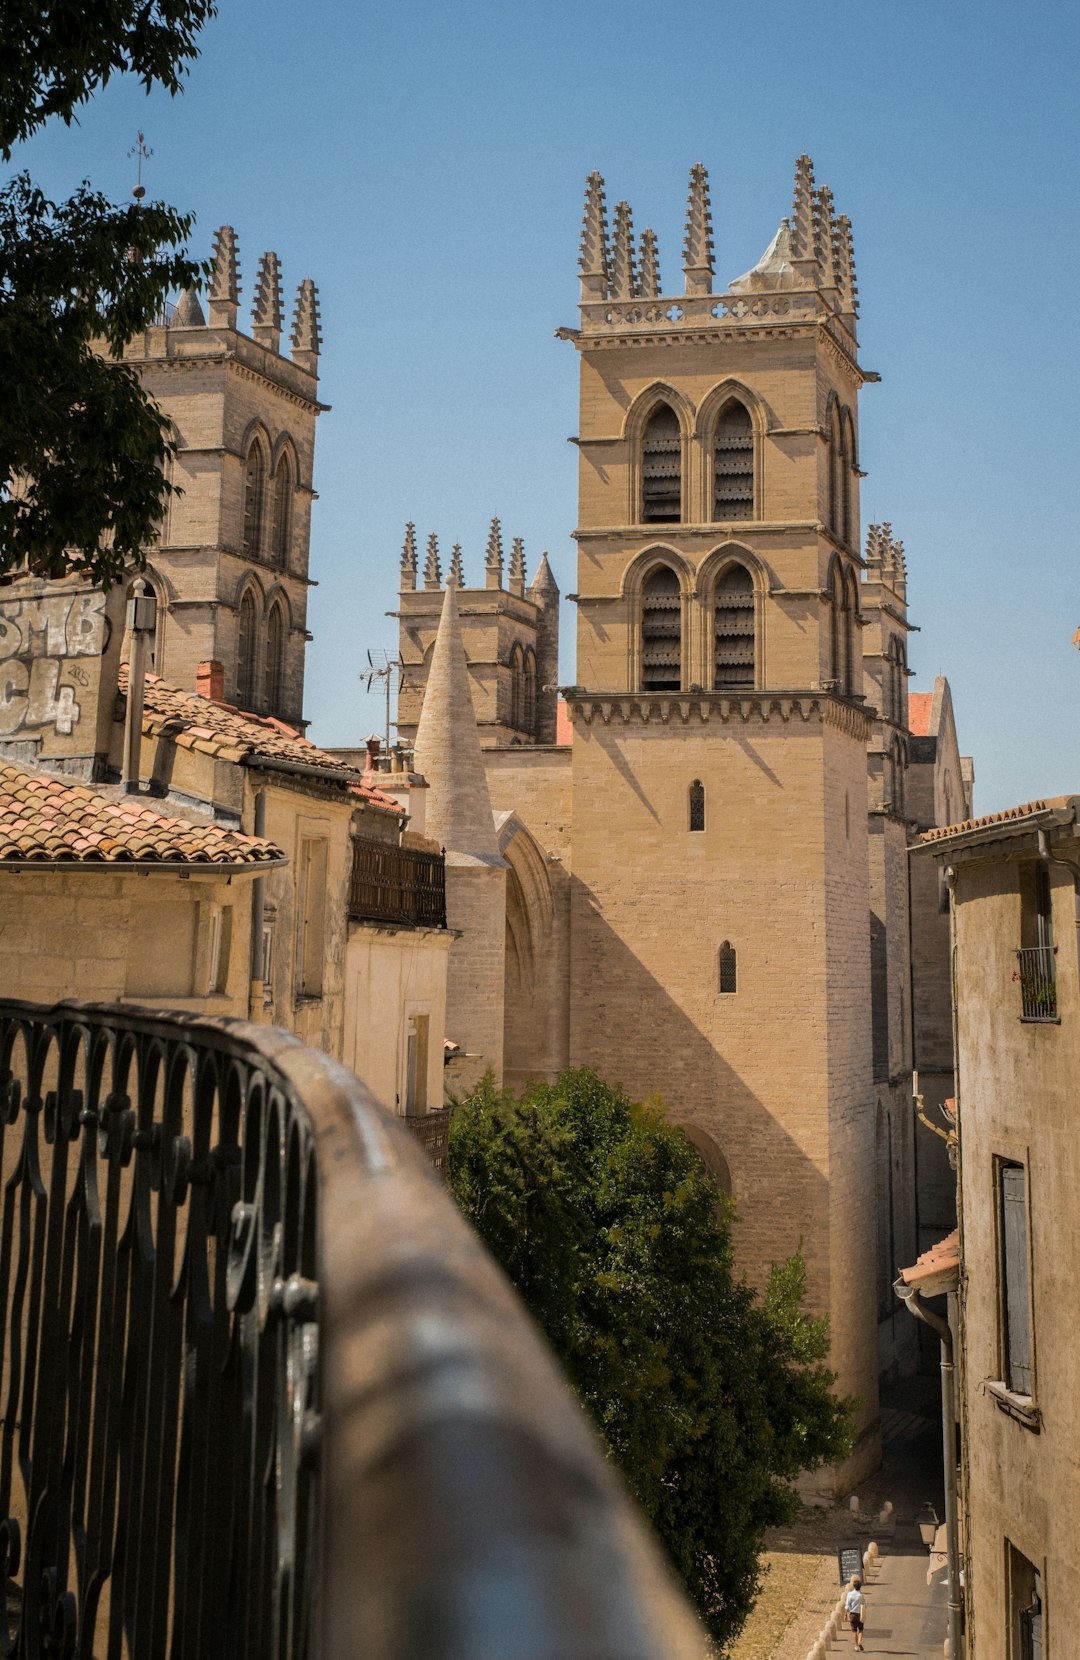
[0,0,215,585]
[447,1069,854,1648]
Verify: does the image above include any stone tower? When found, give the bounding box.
[123,228,323,726]
[396,519,560,747]
[560,157,878,1484]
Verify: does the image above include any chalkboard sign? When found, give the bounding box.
[838,1546,863,1585]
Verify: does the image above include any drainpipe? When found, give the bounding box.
[122,579,156,793]
[894,1277,963,1658]
[248,788,267,1018]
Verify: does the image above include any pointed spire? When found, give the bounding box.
[448,542,465,587]
[208,226,239,328]
[252,251,283,352]
[892,539,907,600]
[172,286,205,327]
[790,155,816,262]
[682,163,714,296]
[412,585,503,864]
[423,532,442,591]
[834,214,858,320]
[290,278,321,372]
[579,171,610,300]
[610,201,637,301]
[527,551,559,602]
[508,536,526,597]
[638,227,660,299]
[728,220,797,293]
[400,522,417,591]
[814,185,838,292]
[485,516,504,591]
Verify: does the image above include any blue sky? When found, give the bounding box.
[13,0,1080,812]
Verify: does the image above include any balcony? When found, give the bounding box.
[1016,945,1058,1021]
[0,999,702,1658]
[348,836,447,929]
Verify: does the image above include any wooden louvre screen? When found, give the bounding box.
[714,565,755,689]
[641,406,682,523]
[714,402,754,520]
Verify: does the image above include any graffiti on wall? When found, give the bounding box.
[0,590,112,737]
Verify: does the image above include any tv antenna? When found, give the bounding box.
[360,649,404,752]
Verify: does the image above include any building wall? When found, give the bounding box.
[344,925,452,1114]
[951,842,1078,1660]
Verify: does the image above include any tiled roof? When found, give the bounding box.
[921,796,1076,845]
[908,692,933,737]
[356,773,407,814]
[121,670,398,810]
[898,1229,959,1294]
[0,758,284,867]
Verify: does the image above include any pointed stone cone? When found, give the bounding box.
[508,536,526,597]
[815,185,839,292]
[638,227,661,299]
[610,201,637,300]
[790,155,816,263]
[172,286,206,327]
[400,522,418,590]
[252,251,284,352]
[412,585,503,864]
[835,214,859,319]
[579,170,610,300]
[423,532,442,591]
[448,543,465,587]
[290,278,321,372]
[208,226,240,327]
[485,516,504,590]
[528,550,559,599]
[682,163,714,296]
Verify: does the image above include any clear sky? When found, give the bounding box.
[13,0,1080,813]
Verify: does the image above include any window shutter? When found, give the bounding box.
[1001,1164,1032,1394]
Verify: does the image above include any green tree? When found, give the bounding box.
[447,1068,853,1648]
[0,1,216,585]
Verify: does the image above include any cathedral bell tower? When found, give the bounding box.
[560,157,879,1488]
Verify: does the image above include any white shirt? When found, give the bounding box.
[845,1588,864,1616]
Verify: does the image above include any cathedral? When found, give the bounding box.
[395,156,969,1488]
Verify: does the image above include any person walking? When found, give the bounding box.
[844,1575,865,1652]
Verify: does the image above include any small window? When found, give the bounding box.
[208,906,232,995]
[718,941,737,995]
[261,920,275,986]
[713,564,755,689]
[1007,1544,1043,1660]
[641,404,682,523]
[689,779,705,832]
[999,1162,1033,1396]
[297,837,329,999]
[641,565,682,691]
[713,400,754,520]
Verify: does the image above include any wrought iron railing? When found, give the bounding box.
[1015,946,1058,1021]
[404,1102,453,1173]
[0,1000,704,1659]
[348,837,447,929]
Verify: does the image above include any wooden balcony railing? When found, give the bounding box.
[348,836,447,929]
[0,1000,704,1659]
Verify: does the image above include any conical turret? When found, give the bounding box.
[290,279,321,373]
[638,228,661,299]
[400,522,417,591]
[527,550,559,601]
[208,226,240,328]
[610,201,637,301]
[579,171,610,300]
[448,542,465,587]
[412,585,503,864]
[252,251,284,352]
[682,163,714,296]
[423,532,442,591]
[172,286,205,327]
[485,516,504,590]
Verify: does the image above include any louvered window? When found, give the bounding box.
[641,405,682,523]
[237,590,259,709]
[243,443,266,558]
[714,401,754,520]
[641,565,682,691]
[689,779,705,833]
[265,604,286,716]
[718,942,737,995]
[271,455,292,569]
[713,564,755,690]
[999,1163,1032,1395]
[829,406,843,537]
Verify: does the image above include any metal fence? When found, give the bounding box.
[0,1000,705,1659]
[1015,946,1057,1021]
[348,837,447,929]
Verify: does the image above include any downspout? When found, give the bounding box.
[248,788,267,1018]
[894,1277,963,1659]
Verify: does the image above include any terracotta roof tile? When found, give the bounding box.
[920,796,1077,845]
[907,692,933,737]
[0,758,285,868]
[899,1229,959,1292]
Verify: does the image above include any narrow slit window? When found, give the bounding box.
[999,1162,1032,1395]
[509,644,524,729]
[718,941,737,994]
[271,455,292,569]
[523,649,537,735]
[713,564,755,690]
[713,400,754,520]
[243,443,266,558]
[641,404,682,523]
[265,605,286,717]
[689,779,705,832]
[237,590,259,709]
[641,565,682,691]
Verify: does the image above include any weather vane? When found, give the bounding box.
[128,130,153,203]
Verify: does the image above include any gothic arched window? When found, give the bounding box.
[509,643,524,729]
[841,409,856,545]
[689,779,705,833]
[265,603,286,716]
[237,589,259,709]
[828,403,843,538]
[640,564,682,690]
[828,561,841,685]
[271,452,292,570]
[523,648,537,736]
[641,404,682,523]
[713,563,755,690]
[843,570,859,696]
[243,441,267,559]
[713,400,754,521]
[718,941,737,995]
